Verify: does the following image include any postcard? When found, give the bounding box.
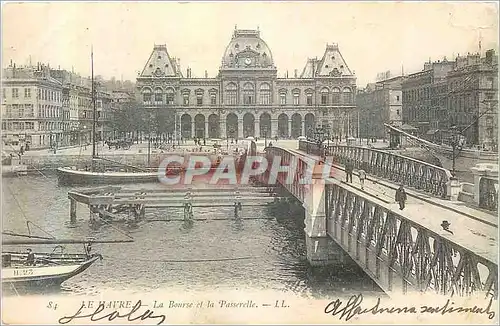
[1,1,498,324]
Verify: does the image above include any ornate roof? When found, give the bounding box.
[221,29,275,69]
[301,43,353,78]
[140,44,182,78]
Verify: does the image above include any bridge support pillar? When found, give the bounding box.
[69,198,77,223]
[303,180,340,266]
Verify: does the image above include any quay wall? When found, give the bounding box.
[16,152,221,171]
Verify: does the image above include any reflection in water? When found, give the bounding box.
[2,175,383,298]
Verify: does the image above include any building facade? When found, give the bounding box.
[447,50,498,150]
[2,64,64,149]
[402,59,455,140]
[136,28,358,140]
[357,76,403,139]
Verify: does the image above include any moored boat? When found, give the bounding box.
[2,242,102,290]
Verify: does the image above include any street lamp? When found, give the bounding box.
[262,126,268,148]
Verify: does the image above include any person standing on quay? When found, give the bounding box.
[395,185,407,210]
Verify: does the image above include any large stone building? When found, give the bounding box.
[447,50,498,150]
[357,75,403,139]
[136,28,358,140]
[2,63,64,149]
[402,58,455,139]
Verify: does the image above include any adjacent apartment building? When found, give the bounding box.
[357,75,403,139]
[2,63,64,149]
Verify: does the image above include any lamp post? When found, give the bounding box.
[263,126,268,148]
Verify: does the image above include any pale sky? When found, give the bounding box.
[2,1,498,86]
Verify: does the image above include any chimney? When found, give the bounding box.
[286,70,289,78]
[205,70,208,78]
[186,68,189,78]
[294,69,298,78]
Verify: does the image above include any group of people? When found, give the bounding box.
[344,160,407,210]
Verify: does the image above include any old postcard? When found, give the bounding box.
[1,1,498,324]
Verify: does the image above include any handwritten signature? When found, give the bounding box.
[58,300,166,325]
[325,294,496,321]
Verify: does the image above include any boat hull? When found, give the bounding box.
[2,255,100,289]
[57,167,161,185]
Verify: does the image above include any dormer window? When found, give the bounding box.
[325,65,329,68]
[149,64,153,68]
[235,43,239,49]
[165,64,169,68]
[158,56,162,60]
[331,56,335,60]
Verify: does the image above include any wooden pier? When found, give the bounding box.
[68,185,284,224]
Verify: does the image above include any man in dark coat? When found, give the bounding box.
[345,161,354,183]
[395,185,407,210]
[26,248,35,266]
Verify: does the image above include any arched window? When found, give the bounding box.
[292,89,300,105]
[154,87,163,103]
[142,88,152,104]
[320,88,329,105]
[260,83,271,105]
[343,87,352,104]
[226,83,237,105]
[243,82,254,105]
[166,88,175,105]
[332,87,340,103]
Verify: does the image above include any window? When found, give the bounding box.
[12,88,19,98]
[280,93,286,105]
[293,89,300,105]
[259,83,271,105]
[183,94,189,105]
[166,89,175,105]
[332,88,340,103]
[226,83,237,105]
[142,88,152,104]
[320,88,329,105]
[19,105,24,117]
[279,90,287,105]
[396,95,400,102]
[306,93,313,106]
[2,88,6,99]
[242,83,254,105]
[210,93,216,105]
[154,88,163,103]
[343,88,352,103]
[197,95,203,106]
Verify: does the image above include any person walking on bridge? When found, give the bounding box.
[395,185,407,210]
[345,160,354,183]
[358,167,366,190]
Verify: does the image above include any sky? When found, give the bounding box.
[2,1,498,86]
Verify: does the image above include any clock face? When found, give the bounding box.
[244,58,252,66]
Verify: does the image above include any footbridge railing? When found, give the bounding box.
[299,140,455,199]
[325,181,498,298]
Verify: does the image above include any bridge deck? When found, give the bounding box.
[289,147,498,264]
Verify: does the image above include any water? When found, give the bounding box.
[2,174,383,299]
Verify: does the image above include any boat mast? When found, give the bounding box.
[91,45,97,160]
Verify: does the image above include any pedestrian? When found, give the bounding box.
[345,160,353,183]
[358,167,366,190]
[395,185,407,210]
